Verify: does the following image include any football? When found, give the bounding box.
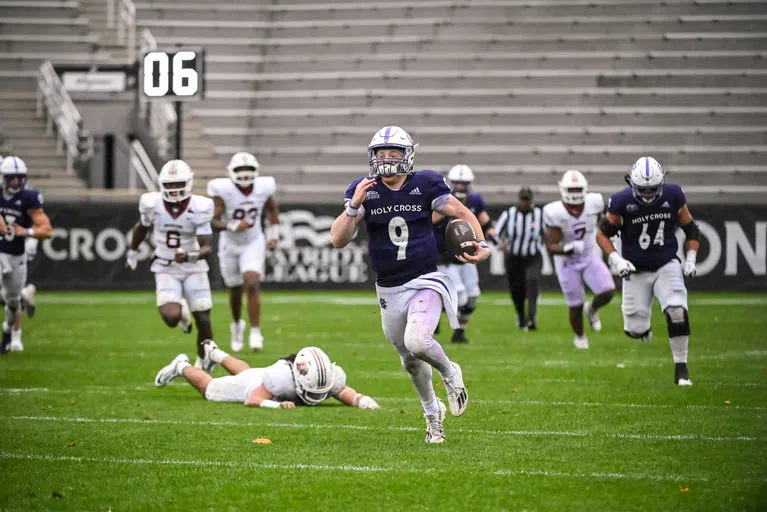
[445,219,477,256]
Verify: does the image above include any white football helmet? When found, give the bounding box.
[626,156,665,205]
[0,156,28,194]
[558,169,588,205]
[447,164,474,201]
[368,125,416,177]
[226,151,259,187]
[292,346,335,406]
[158,159,194,203]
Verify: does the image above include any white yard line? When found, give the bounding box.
[5,415,762,442]
[493,469,710,482]
[0,451,727,482]
[0,451,414,473]
[2,388,763,410]
[35,295,767,306]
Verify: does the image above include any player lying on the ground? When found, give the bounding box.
[154,343,380,409]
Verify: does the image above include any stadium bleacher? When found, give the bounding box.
[0,0,765,203]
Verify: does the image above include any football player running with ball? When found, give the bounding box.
[330,126,490,444]
[596,156,698,386]
[543,170,615,350]
[155,343,380,410]
[126,160,218,371]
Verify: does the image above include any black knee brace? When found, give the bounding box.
[664,306,690,337]
[458,297,477,317]
[624,328,651,340]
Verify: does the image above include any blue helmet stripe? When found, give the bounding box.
[644,157,650,178]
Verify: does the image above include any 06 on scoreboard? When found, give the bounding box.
[141,49,205,100]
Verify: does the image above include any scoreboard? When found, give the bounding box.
[141,49,205,100]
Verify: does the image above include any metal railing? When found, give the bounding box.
[36,60,82,175]
[107,0,136,63]
[129,139,158,192]
[139,28,176,159]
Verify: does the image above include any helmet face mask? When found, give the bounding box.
[450,181,471,203]
[627,156,665,205]
[227,152,259,187]
[368,126,416,177]
[158,159,194,203]
[447,165,474,202]
[292,346,334,406]
[0,156,28,195]
[558,169,588,205]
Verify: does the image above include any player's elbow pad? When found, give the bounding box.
[598,217,620,238]
[681,221,700,241]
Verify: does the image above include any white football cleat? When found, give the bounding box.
[230,319,245,352]
[10,329,22,352]
[424,399,446,444]
[249,327,264,352]
[179,299,192,334]
[573,335,589,349]
[199,339,219,373]
[21,284,36,318]
[442,362,468,416]
[584,300,602,332]
[154,354,189,387]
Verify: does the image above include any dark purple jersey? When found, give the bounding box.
[0,188,43,255]
[345,170,451,286]
[607,183,687,271]
[434,192,487,265]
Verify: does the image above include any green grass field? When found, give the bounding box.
[0,290,765,511]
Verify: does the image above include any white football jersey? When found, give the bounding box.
[138,192,214,272]
[543,192,604,258]
[207,176,276,246]
[259,359,347,404]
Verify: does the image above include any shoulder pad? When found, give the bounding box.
[194,195,215,222]
[256,176,276,196]
[206,178,227,198]
[138,191,160,214]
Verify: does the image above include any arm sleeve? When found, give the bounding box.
[27,190,43,210]
[595,193,605,212]
[329,364,348,395]
[195,198,215,236]
[138,193,155,227]
[674,184,687,210]
[259,176,277,197]
[606,194,622,217]
[261,361,295,399]
[206,179,219,198]
[429,172,452,207]
[542,205,557,229]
